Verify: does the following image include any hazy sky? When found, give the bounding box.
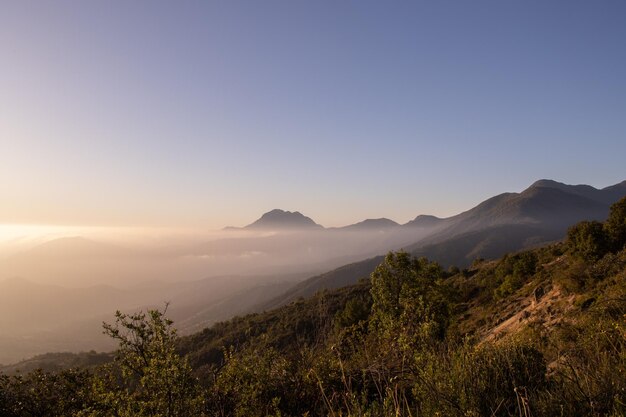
[1,1,625,229]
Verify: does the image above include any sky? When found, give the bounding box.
[1,1,625,229]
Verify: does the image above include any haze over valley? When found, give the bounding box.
[0,204,443,363]
[2,3,626,414]
[1,178,624,364]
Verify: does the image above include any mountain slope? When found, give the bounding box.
[259,256,384,311]
[336,218,399,231]
[530,178,626,205]
[409,180,618,250]
[262,179,626,309]
[403,214,444,228]
[4,234,626,415]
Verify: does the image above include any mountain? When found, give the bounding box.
[413,179,626,261]
[259,256,385,311]
[337,218,399,231]
[412,180,616,246]
[261,179,626,309]
[409,224,562,267]
[403,214,444,228]
[5,233,626,414]
[176,238,626,416]
[244,209,323,230]
[3,179,623,365]
[530,179,626,205]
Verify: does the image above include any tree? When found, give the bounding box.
[605,196,626,251]
[85,307,204,417]
[0,369,94,417]
[567,220,608,261]
[494,251,538,299]
[370,251,450,345]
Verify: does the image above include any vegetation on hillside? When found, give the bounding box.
[1,197,625,416]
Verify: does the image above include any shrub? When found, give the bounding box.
[605,196,626,251]
[567,221,609,261]
[414,340,546,417]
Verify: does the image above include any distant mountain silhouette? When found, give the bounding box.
[337,218,399,231]
[244,209,322,230]
[8,236,128,261]
[261,179,626,309]
[410,224,562,267]
[529,179,626,205]
[402,179,626,264]
[415,180,615,245]
[403,215,443,228]
[259,256,385,311]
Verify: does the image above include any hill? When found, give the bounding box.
[2,197,625,416]
[0,351,113,374]
[174,200,626,415]
[259,256,384,311]
[406,180,623,257]
[336,218,399,231]
[403,214,444,227]
[244,209,323,230]
[261,179,626,309]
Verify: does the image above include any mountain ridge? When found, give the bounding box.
[244,209,323,230]
[259,179,626,309]
[334,218,399,231]
[231,179,626,232]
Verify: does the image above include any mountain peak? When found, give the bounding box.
[603,180,626,191]
[340,218,399,231]
[245,209,322,230]
[529,179,596,192]
[529,179,566,189]
[404,214,443,228]
[526,178,626,206]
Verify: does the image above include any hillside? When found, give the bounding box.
[336,218,400,231]
[173,199,626,416]
[416,180,618,243]
[3,197,624,416]
[261,180,626,309]
[258,255,384,311]
[178,236,626,377]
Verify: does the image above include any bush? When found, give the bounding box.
[494,274,523,299]
[605,196,626,251]
[492,251,538,299]
[414,340,546,417]
[536,318,626,416]
[0,369,94,417]
[87,308,204,417]
[370,251,452,345]
[567,221,609,261]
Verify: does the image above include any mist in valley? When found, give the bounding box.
[0,217,440,364]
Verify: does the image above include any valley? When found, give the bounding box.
[1,179,624,365]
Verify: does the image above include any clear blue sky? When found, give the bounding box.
[1,1,625,228]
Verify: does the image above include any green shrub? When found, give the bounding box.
[568,221,609,261]
[605,196,626,251]
[370,251,452,345]
[536,318,626,417]
[492,251,538,299]
[494,274,523,299]
[414,340,546,417]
